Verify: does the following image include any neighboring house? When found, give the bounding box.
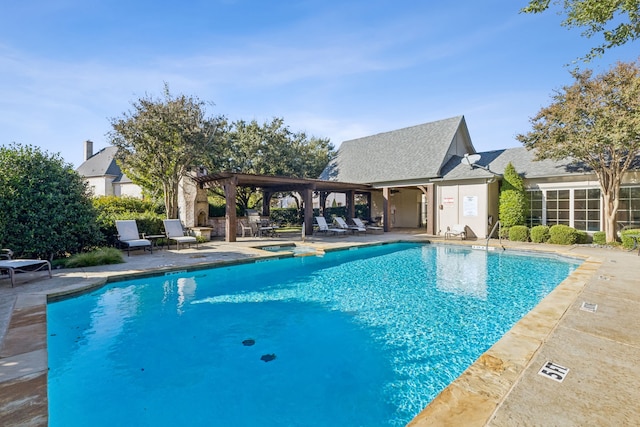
[76,140,143,198]
[322,115,640,239]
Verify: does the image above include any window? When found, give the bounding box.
[527,190,543,227]
[574,189,600,231]
[616,187,640,227]
[546,190,570,226]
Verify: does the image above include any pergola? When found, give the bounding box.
[193,172,380,242]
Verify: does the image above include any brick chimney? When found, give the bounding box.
[84,140,94,161]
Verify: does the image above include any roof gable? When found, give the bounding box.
[321,116,475,184]
[76,146,123,178]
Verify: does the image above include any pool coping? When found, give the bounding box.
[0,238,610,425]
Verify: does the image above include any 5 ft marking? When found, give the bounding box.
[538,361,570,383]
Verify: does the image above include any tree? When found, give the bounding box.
[517,60,640,242]
[0,143,103,260]
[499,162,529,228]
[108,84,225,219]
[522,0,640,61]
[207,117,335,212]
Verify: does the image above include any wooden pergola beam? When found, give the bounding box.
[194,172,379,242]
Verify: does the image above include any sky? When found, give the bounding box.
[1,0,638,169]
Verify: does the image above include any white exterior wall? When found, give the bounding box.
[115,182,143,199]
[437,181,489,239]
[85,176,113,197]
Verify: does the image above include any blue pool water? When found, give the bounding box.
[47,243,580,426]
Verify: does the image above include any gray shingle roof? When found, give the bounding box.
[321,116,475,184]
[440,146,593,181]
[76,146,122,178]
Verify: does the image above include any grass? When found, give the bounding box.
[64,247,125,268]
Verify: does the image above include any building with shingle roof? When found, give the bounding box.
[76,141,143,198]
[323,116,474,185]
[321,116,640,239]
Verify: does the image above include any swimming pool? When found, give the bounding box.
[47,243,580,426]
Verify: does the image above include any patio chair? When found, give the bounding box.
[0,249,52,287]
[163,219,198,250]
[334,217,365,234]
[239,220,253,238]
[445,224,467,240]
[115,220,153,256]
[353,217,383,233]
[247,212,276,237]
[315,216,346,236]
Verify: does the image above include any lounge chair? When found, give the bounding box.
[353,217,383,233]
[163,219,198,250]
[115,220,153,256]
[315,216,346,236]
[0,249,52,287]
[334,217,365,234]
[445,224,467,240]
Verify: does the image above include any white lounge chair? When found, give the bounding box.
[163,219,198,250]
[334,217,365,234]
[352,218,383,233]
[115,220,153,256]
[315,216,346,236]
[0,249,52,287]
[445,224,467,240]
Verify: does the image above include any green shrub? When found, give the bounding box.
[509,225,529,242]
[93,197,165,246]
[548,224,579,245]
[498,226,510,239]
[530,225,550,243]
[270,208,301,225]
[64,247,124,268]
[0,144,103,260]
[498,163,528,228]
[620,228,640,249]
[575,230,588,244]
[92,196,164,216]
[593,231,606,245]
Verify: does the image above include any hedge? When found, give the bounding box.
[592,231,606,245]
[530,225,550,243]
[620,228,640,249]
[548,224,579,245]
[508,225,529,242]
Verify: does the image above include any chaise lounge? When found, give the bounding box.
[0,249,52,287]
[163,219,198,250]
[445,224,467,240]
[334,217,365,234]
[352,217,383,233]
[115,220,153,256]
[315,216,347,236]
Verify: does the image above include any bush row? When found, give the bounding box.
[505,225,640,247]
[505,224,588,245]
[94,196,166,246]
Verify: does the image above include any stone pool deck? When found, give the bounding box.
[1,230,639,426]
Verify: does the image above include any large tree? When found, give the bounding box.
[0,143,102,260]
[517,59,640,242]
[522,0,640,61]
[208,117,335,212]
[109,84,225,219]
